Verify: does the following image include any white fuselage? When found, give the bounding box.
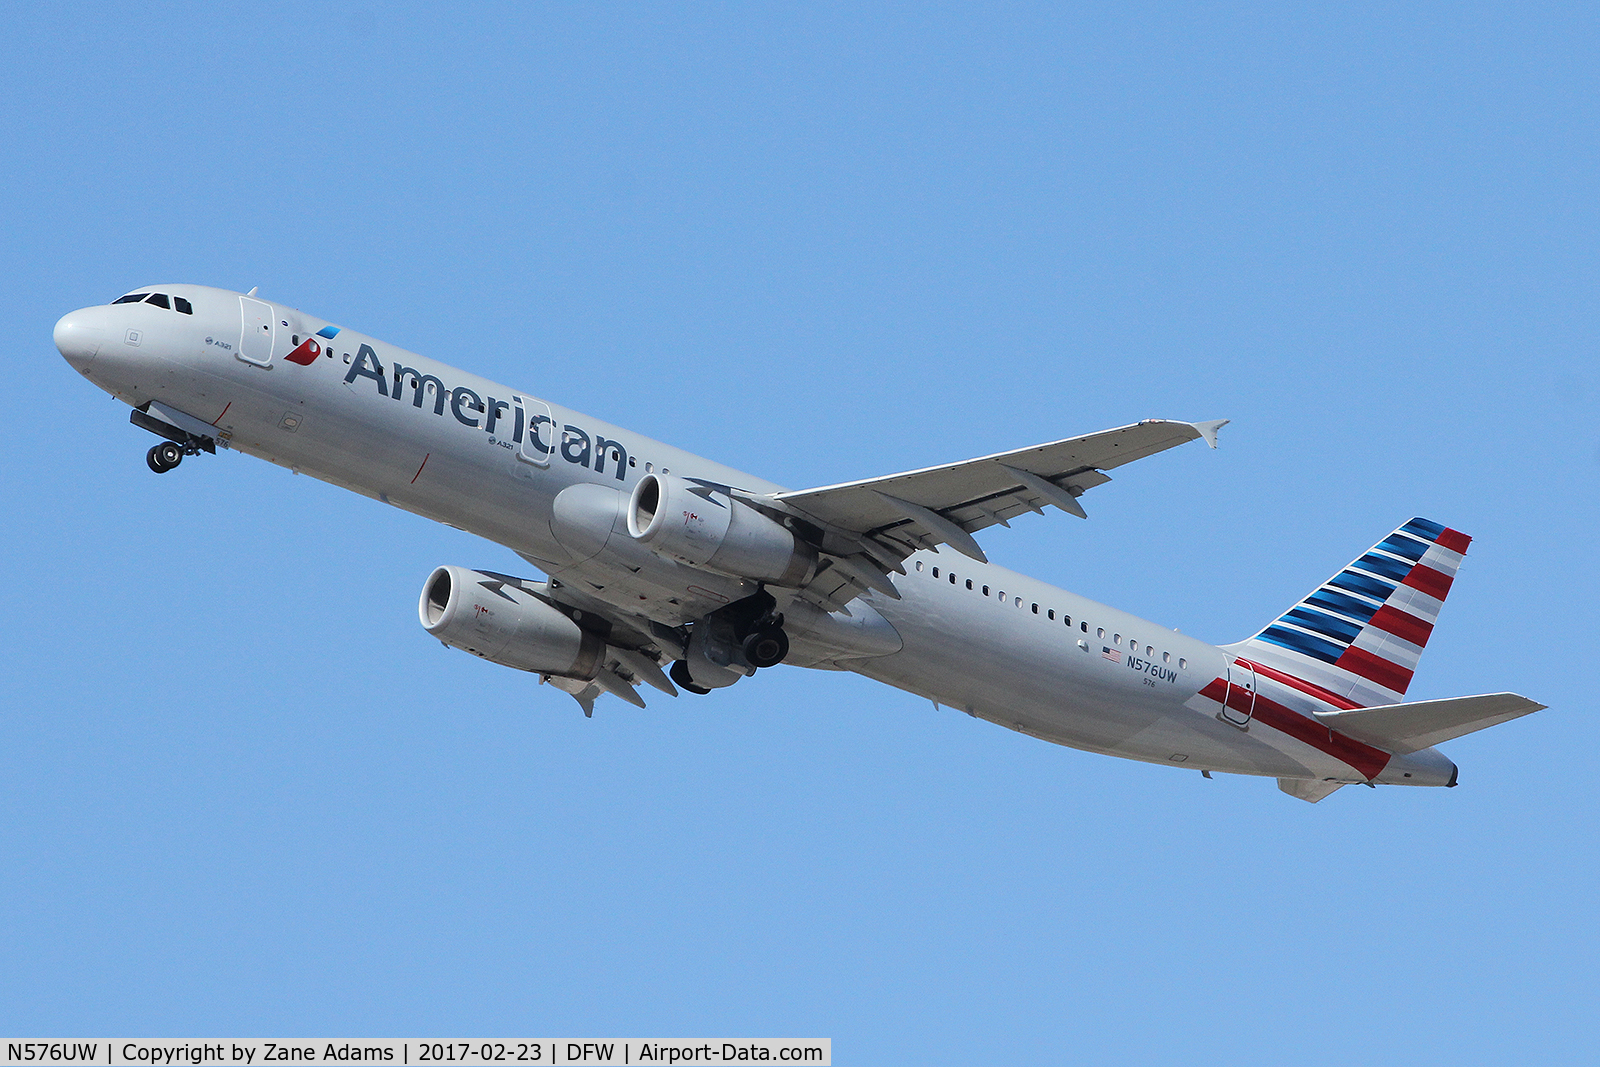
[54,285,1455,788]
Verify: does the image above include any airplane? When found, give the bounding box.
[53,284,1544,802]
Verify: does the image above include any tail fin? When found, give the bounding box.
[1232,518,1470,708]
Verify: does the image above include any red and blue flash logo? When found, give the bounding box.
[286,325,340,366]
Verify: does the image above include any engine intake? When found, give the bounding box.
[419,565,604,679]
[626,473,815,587]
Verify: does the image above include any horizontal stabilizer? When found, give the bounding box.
[1314,692,1545,754]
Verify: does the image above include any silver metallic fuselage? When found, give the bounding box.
[55,284,1455,787]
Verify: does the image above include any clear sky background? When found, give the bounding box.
[3,2,1596,1062]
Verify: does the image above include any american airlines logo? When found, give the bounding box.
[333,341,630,481]
[286,325,340,366]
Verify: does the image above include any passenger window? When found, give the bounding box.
[1014,596,1022,607]
[1097,627,1105,638]
[1114,634,1121,645]
[998,590,1005,600]
[1179,658,1188,669]
[1146,645,1154,656]
[1064,616,1072,626]
[174,296,193,314]
[146,293,170,309]
[966,579,973,590]
[982,585,989,596]
[932,568,940,578]
[1048,610,1055,620]
[1163,651,1170,663]
[914,560,924,572]
[949,573,956,584]
[1031,603,1039,614]
[113,293,149,304]
[1080,621,1088,632]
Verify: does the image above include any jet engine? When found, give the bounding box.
[419,565,604,679]
[626,473,815,587]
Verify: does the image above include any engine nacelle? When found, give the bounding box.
[419,565,604,679]
[626,473,816,587]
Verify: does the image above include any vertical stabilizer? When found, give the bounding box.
[1231,518,1470,708]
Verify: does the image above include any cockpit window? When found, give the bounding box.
[145,293,170,309]
[174,296,193,315]
[113,293,149,304]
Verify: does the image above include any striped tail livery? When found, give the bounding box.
[1242,517,1466,706]
[1197,519,1544,802]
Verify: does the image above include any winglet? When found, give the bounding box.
[1192,419,1229,449]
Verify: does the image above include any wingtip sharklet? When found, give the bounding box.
[1192,419,1229,448]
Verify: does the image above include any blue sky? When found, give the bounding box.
[3,2,1596,1062]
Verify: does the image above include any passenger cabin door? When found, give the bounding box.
[238,296,275,366]
[1220,660,1258,727]
[516,394,554,468]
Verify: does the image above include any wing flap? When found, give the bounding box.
[772,419,1223,558]
[1313,692,1545,754]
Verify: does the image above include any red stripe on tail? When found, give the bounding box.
[1236,658,1363,711]
[1367,605,1434,647]
[1199,676,1391,780]
[1336,646,1414,694]
[1401,563,1454,601]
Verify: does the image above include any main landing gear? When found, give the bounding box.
[741,625,789,669]
[673,589,792,695]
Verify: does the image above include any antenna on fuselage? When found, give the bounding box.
[246,286,259,296]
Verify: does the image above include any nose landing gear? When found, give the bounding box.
[146,441,185,473]
[130,402,216,475]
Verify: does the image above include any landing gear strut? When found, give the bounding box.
[723,589,789,670]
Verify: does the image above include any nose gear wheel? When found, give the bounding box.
[146,441,184,473]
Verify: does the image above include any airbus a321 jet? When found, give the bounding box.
[54,285,1543,802]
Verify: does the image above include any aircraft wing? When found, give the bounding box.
[764,418,1225,611]
[773,417,1224,561]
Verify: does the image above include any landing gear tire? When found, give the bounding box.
[741,627,789,669]
[147,441,183,473]
[670,659,713,695]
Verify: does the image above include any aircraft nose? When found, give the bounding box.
[54,308,108,371]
